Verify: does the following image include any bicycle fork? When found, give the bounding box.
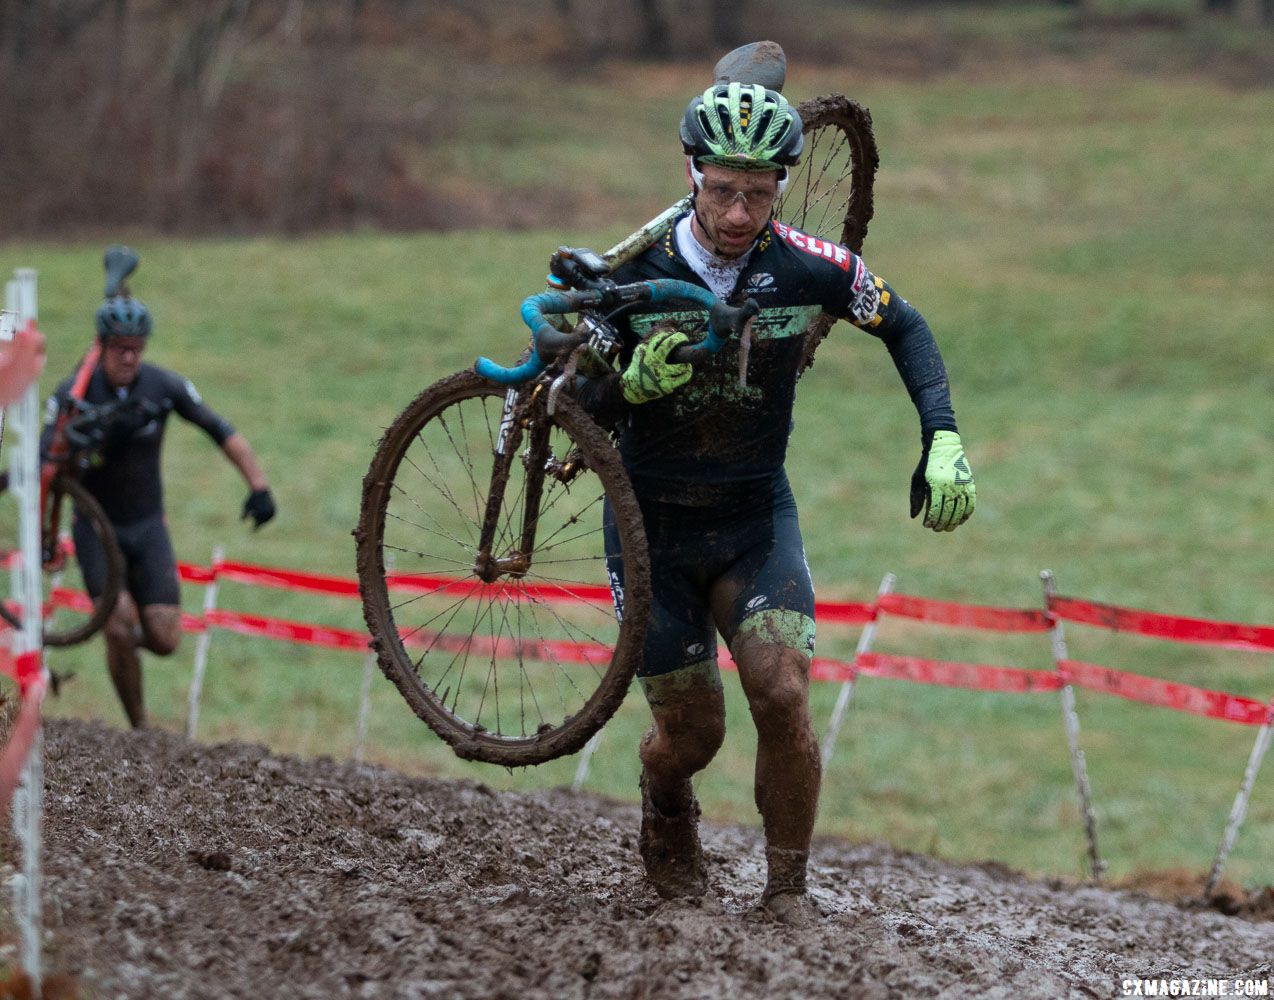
[474,382,592,584]
[474,386,545,583]
[38,466,68,572]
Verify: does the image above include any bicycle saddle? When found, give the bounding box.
[104,244,140,297]
[712,40,786,93]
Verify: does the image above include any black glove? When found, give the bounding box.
[909,433,933,520]
[241,488,276,530]
[100,398,161,455]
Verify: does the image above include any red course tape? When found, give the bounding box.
[856,651,1063,693]
[879,593,1051,632]
[219,561,361,597]
[1049,595,1274,653]
[0,648,43,688]
[1059,659,1273,725]
[206,610,368,652]
[32,562,1274,727]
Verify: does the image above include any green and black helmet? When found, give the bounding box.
[95,295,152,339]
[679,82,804,171]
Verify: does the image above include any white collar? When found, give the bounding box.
[675,214,753,301]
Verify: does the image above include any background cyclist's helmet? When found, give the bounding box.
[680,82,804,171]
[95,295,152,339]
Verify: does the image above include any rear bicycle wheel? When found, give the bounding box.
[788,94,879,253]
[0,470,124,646]
[786,94,881,372]
[356,370,651,767]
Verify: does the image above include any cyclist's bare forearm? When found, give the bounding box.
[221,432,269,492]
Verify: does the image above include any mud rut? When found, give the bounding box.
[2,718,1270,999]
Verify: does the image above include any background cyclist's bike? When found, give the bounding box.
[0,345,128,647]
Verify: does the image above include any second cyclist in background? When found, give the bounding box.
[42,247,277,729]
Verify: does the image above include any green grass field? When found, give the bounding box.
[3,24,1273,890]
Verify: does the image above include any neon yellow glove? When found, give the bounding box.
[620,330,693,404]
[910,430,976,532]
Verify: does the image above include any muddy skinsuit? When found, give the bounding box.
[578,212,961,911]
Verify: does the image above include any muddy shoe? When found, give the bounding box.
[638,775,708,900]
[754,890,825,928]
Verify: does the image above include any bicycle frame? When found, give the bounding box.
[474,384,534,583]
[473,379,568,585]
[599,195,691,274]
[37,341,100,569]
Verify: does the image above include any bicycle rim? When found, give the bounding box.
[783,96,880,376]
[356,370,650,767]
[786,94,879,253]
[0,471,124,647]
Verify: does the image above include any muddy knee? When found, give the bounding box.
[140,605,182,656]
[103,593,141,647]
[641,714,725,778]
[747,663,812,734]
[738,647,812,732]
[639,661,726,778]
[733,611,816,733]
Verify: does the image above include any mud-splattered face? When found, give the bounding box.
[690,162,781,259]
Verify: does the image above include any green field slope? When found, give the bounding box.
[3,41,1272,887]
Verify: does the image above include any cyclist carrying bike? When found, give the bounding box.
[577,83,976,923]
[42,256,277,728]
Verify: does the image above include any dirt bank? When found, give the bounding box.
[1,719,1269,998]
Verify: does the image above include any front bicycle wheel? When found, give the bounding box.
[0,471,124,647]
[356,370,651,767]
[787,94,881,373]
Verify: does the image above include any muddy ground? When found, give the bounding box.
[2,718,1270,998]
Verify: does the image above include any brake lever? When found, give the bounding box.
[62,401,106,450]
[709,297,760,341]
[665,296,761,385]
[548,246,611,291]
[737,314,757,388]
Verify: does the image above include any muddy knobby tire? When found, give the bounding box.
[356,370,650,767]
[0,470,124,647]
[788,93,881,375]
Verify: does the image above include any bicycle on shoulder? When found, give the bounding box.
[356,86,878,767]
[356,250,762,767]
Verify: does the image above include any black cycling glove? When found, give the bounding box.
[242,488,276,530]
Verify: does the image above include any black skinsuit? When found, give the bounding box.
[43,361,236,606]
[583,214,962,677]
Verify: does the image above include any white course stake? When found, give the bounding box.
[8,265,47,994]
[0,304,14,444]
[1041,570,1104,880]
[12,269,36,322]
[11,726,44,996]
[820,572,894,769]
[1204,700,1274,898]
[186,546,224,739]
[571,729,604,793]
